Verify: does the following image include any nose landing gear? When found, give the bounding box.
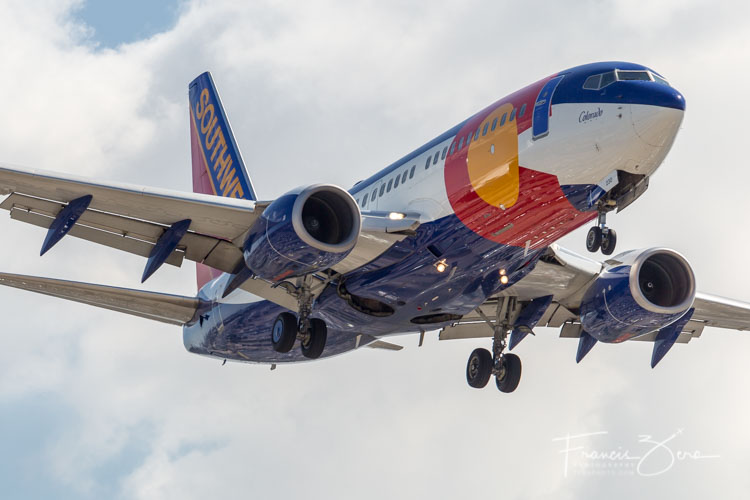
[586,210,617,255]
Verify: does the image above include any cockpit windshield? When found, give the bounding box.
[582,69,670,90]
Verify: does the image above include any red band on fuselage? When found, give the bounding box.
[445,74,596,249]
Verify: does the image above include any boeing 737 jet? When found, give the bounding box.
[1,61,748,393]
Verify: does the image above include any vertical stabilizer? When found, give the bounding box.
[189,72,256,200]
[188,72,256,288]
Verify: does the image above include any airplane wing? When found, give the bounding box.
[0,272,198,325]
[0,164,419,306]
[439,243,750,344]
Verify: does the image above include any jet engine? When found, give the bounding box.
[243,184,361,281]
[579,248,696,342]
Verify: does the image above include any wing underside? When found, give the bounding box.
[439,244,750,344]
[0,272,198,325]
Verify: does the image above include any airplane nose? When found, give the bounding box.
[630,87,685,148]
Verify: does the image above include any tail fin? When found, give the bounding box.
[189,72,257,201]
[189,72,256,289]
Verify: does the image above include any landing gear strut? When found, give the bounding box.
[465,297,523,393]
[270,275,328,359]
[586,209,617,255]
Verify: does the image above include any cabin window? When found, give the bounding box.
[458,137,465,149]
[361,196,367,208]
[441,146,447,159]
[425,156,431,169]
[510,108,516,121]
[482,123,489,136]
[371,189,377,202]
[409,165,416,178]
[600,71,616,88]
[474,129,480,140]
[491,117,498,131]
[433,152,439,165]
[519,103,527,117]
[616,70,651,81]
[583,74,601,90]
[500,113,507,126]
[394,174,400,188]
[450,142,457,154]
[402,171,408,183]
[379,184,385,197]
[387,179,393,192]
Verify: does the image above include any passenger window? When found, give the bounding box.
[371,189,377,202]
[491,117,498,131]
[387,179,393,192]
[510,108,516,121]
[433,153,439,165]
[410,165,416,178]
[458,137,465,149]
[450,142,457,154]
[500,113,507,126]
[519,103,526,117]
[441,146,447,159]
[425,156,431,169]
[379,184,385,197]
[361,196,367,208]
[474,129,480,140]
[402,171,408,183]
[482,123,489,136]
[394,175,400,188]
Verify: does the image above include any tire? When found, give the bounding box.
[271,312,297,353]
[301,318,327,359]
[586,226,602,252]
[466,348,493,389]
[601,229,617,256]
[496,353,522,393]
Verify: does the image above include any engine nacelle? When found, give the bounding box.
[243,184,361,280]
[580,248,696,343]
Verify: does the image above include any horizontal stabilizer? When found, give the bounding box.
[0,272,198,325]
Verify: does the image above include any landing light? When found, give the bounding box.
[434,259,448,273]
[388,212,406,220]
[500,275,509,285]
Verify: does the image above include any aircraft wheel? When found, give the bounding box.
[495,353,522,393]
[601,229,617,256]
[301,318,327,359]
[271,312,297,353]
[466,348,493,388]
[586,226,602,252]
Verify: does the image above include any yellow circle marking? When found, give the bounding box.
[466,102,519,209]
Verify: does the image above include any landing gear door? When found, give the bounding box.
[532,75,565,140]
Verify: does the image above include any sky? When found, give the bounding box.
[0,0,750,498]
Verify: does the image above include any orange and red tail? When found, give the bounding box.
[188,72,256,289]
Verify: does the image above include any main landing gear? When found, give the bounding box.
[271,312,328,359]
[270,276,328,359]
[586,210,617,255]
[465,297,523,393]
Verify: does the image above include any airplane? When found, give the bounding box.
[1,61,748,394]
